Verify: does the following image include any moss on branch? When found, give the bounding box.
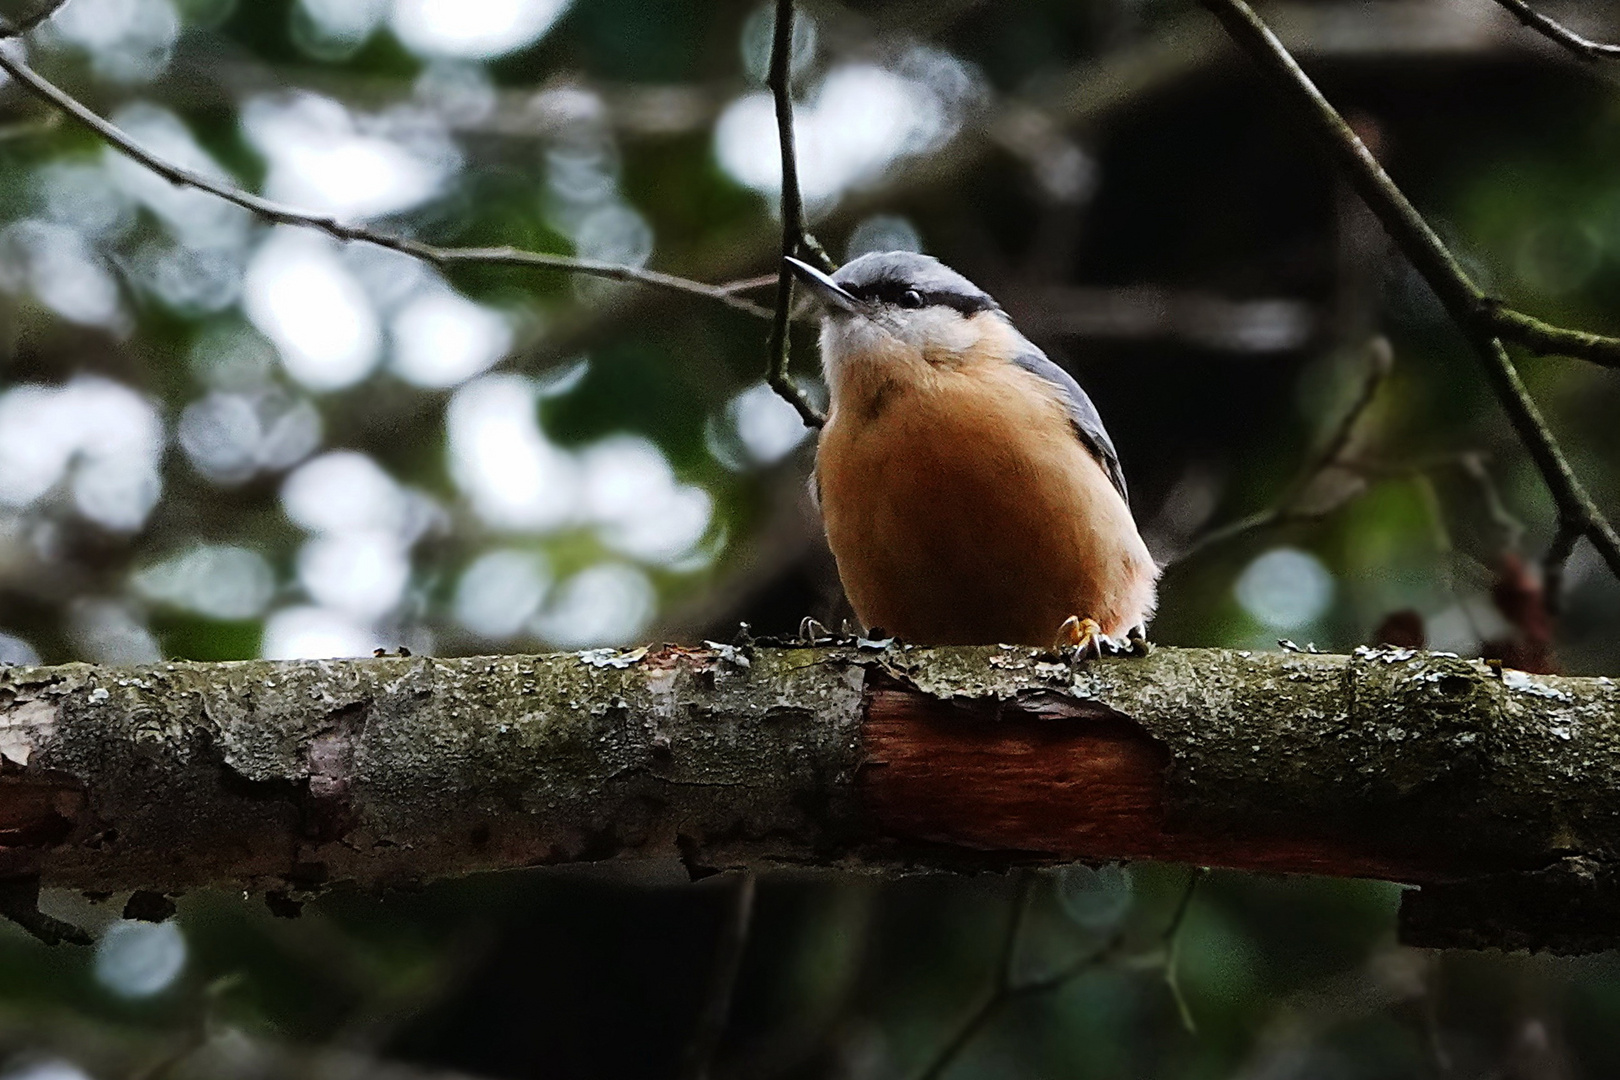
[3,644,1618,950]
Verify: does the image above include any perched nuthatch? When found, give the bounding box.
[788,251,1158,651]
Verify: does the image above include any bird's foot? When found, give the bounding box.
[1054,616,1112,659]
[1057,617,1148,660]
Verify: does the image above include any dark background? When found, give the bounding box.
[2,0,1620,1076]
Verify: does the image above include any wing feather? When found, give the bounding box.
[1008,338,1130,505]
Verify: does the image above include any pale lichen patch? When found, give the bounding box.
[0,697,58,765]
[1502,669,1572,701]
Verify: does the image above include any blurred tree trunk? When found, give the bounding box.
[3,644,1618,951]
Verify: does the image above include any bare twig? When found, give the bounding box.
[911,867,1202,1080]
[1458,451,1527,553]
[1160,867,1205,1034]
[1486,0,1620,62]
[718,273,781,294]
[679,872,759,1080]
[1174,337,1392,563]
[1198,0,1620,590]
[500,3,1526,382]
[1482,303,1620,369]
[0,0,71,38]
[911,874,1038,1080]
[766,0,833,280]
[763,0,831,427]
[1541,516,1582,615]
[1420,954,1455,1076]
[0,45,773,320]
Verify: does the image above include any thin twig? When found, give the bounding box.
[911,874,1036,1080]
[0,45,773,320]
[679,872,758,1080]
[1458,451,1527,553]
[718,273,780,294]
[1486,0,1620,62]
[1484,303,1620,370]
[911,868,1192,1080]
[766,0,833,281]
[1160,866,1204,1034]
[1420,953,1454,1076]
[0,0,71,38]
[1541,516,1582,615]
[1198,0,1620,590]
[762,0,830,427]
[1302,338,1394,483]
[1174,337,1392,563]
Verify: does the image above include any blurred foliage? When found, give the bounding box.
[3,0,1620,1076]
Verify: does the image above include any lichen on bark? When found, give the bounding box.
[4,643,1619,950]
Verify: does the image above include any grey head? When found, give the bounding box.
[786,251,1000,320]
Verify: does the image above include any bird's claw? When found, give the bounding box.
[798,616,832,643]
[1056,616,1149,660]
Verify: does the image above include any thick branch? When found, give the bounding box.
[0,45,772,320]
[4,645,1620,951]
[1198,0,1620,588]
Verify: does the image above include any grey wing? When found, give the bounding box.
[1009,338,1130,505]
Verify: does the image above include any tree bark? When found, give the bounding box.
[2,644,1617,951]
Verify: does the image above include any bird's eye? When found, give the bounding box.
[898,289,924,309]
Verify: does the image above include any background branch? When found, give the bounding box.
[1487,0,1620,61]
[1483,303,1620,368]
[1197,0,1620,592]
[1172,337,1392,563]
[912,866,1204,1080]
[678,872,758,1080]
[910,875,1134,1080]
[763,0,830,427]
[0,45,773,318]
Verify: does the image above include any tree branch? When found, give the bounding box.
[910,875,1039,1080]
[1173,336,1392,563]
[1197,0,1620,588]
[1481,303,1620,370]
[1541,515,1583,615]
[5,644,1620,952]
[763,0,831,427]
[493,1,1534,380]
[1486,0,1620,62]
[912,864,1203,1080]
[0,0,71,38]
[0,45,773,320]
[678,872,757,1080]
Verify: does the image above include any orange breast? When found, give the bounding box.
[815,354,1156,646]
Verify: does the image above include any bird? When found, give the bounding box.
[787,251,1158,653]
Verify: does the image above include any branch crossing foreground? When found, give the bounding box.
[3,643,1619,951]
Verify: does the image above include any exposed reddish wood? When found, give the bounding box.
[859,686,1447,882]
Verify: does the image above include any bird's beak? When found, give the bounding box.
[785,257,863,315]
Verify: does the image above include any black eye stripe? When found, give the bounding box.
[843,280,997,315]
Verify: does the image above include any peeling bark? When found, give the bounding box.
[2,644,1617,951]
